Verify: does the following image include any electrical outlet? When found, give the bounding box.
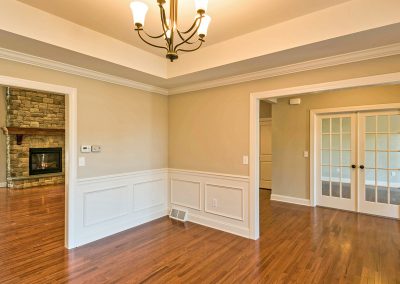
[212,198,217,208]
[78,157,86,167]
[242,155,249,165]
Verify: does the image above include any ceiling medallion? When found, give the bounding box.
[130,0,211,62]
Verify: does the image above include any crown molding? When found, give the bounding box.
[168,43,400,95]
[0,48,169,95]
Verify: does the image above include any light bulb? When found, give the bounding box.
[130,1,148,28]
[195,0,208,14]
[198,15,211,37]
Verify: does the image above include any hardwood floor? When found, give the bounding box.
[0,186,399,283]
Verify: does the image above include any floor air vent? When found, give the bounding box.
[169,208,188,222]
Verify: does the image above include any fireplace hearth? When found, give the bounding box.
[29,147,62,176]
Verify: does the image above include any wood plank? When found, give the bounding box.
[0,186,399,282]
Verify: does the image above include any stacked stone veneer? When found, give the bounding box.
[6,88,65,189]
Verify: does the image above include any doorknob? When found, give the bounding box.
[359,165,365,169]
[351,164,356,169]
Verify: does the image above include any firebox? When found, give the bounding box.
[29,147,62,176]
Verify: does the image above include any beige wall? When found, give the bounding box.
[260,101,272,118]
[169,55,400,177]
[273,84,400,199]
[0,58,168,179]
[0,87,6,185]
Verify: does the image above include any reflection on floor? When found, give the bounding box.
[0,185,399,282]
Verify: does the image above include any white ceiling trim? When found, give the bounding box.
[168,43,400,95]
[0,48,169,95]
[0,43,399,96]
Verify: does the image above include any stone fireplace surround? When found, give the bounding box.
[3,88,65,189]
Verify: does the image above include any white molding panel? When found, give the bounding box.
[169,169,250,238]
[0,182,7,188]
[270,194,311,207]
[75,169,168,247]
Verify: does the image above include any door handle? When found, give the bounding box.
[351,164,356,169]
[359,165,365,169]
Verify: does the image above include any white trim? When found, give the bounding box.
[0,182,7,188]
[1,43,400,96]
[168,168,249,182]
[249,72,400,244]
[270,194,311,207]
[0,48,169,96]
[169,43,400,95]
[0,75,77,249]
[309,103,400,209]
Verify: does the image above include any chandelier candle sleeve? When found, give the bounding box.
[130,0,211,62]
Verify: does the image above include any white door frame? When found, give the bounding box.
[0,75,77,249]
[249,72,400,240]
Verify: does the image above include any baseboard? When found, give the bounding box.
[188,212,250,239]
[270,194,311,207]
[0,182,7,188]
[76,209,168,247]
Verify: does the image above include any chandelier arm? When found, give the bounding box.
[137,30,169,51]
[159,4,172,47]
[174,17,203,52]
[176,39,204,53]
[177,30,198,44]
[142,30,166,39]
[177,15,202,35]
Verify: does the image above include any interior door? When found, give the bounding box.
[260,119,272,189]
[317,113,357,211]
[358,111,400,218]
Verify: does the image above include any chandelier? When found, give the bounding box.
[130,0,211,62]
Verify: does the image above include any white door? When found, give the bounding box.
[358,111,400,218]
[260,119,272,189]
[317,114,357,211]
[316,110,400,219]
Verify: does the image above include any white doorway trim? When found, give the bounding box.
[249,72,400,240]
[0,75,77,249]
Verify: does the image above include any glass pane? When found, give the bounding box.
[366,116,376,133]
[332,118,340,133]
[365,151,375,168]
[377,152,388,169]
[342,151,351,166]
[321,150,330,165]
[365,185,376,202]
[342,167,351,182]
[332,151,340,166]
[365,134,375,150]
[322,181,330,196]
[342,117,351,133]
[322,118,330,133]
[342,183,351,199]
[390,187,400,205]
[377,169,388,186]
[377,116,388,132]
[342,134,351,150]
[322,134,330,149]
[332,182,340,197]
[389,152,400,169]
[377,186,388,204]
[332,134,340,149]
[377,134,388,150]
[389,170,400,187]
[365,169,375,186]
[321,166,330,180]
[390,134,400,151]
[390,115,400,133]
[332,167,340,180]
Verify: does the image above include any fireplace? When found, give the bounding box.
[29,147,62,176]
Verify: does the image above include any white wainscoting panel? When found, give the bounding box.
[75,169,168,247]
[170,179,201,210]
[169,169,250,238]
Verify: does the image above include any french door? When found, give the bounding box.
[317,110,400,219]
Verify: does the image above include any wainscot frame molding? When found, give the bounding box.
[249,72,400,240]
[0,75,78,249]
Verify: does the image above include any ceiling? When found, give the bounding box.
[17,0,351,56]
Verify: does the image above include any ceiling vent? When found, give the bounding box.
[169,208,188,222]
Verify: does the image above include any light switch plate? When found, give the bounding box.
[81,145,91,153]
[91,145,102,152]
[78,157,86,167]
[243,155,249,165]
[303,151,309,158]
